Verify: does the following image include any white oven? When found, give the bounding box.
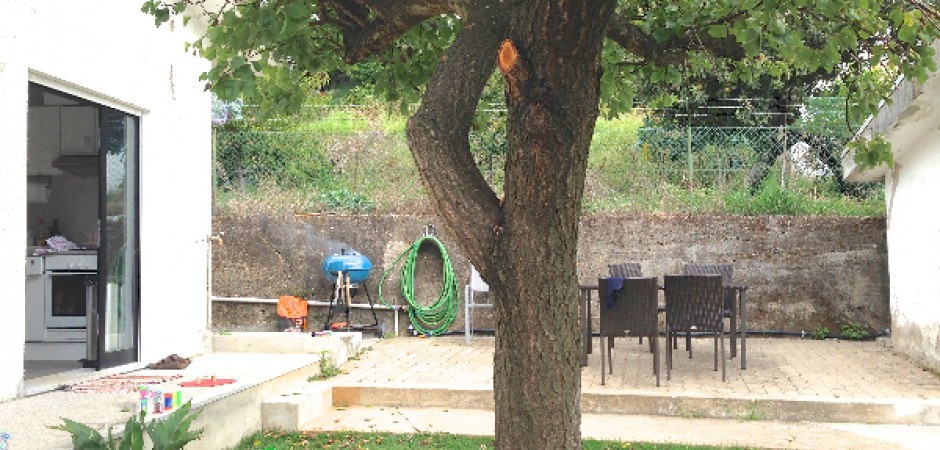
[42,253,97,329]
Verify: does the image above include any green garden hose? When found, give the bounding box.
[377,232,459,336]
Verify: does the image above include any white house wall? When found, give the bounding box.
[0,0,31,402]
[0,1,212,400]
[885,120,940,371]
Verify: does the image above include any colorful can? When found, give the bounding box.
[153,390,163,414]
[164,393,173,410]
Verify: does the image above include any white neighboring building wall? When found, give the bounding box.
[843,43,940,371]
[883,132,940,370]
[0,1,212,400]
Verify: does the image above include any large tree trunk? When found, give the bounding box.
[493,3,613,448]
[407,1,613,448]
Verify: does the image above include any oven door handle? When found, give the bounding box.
[46,271,97,276]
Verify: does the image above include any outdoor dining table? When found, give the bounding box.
[579,284,597,367]
[579,281,748,370]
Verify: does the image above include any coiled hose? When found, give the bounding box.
[377,233,459,336]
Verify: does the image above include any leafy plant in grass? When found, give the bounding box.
[841,322,869,340]
[723,158,886,216]
[296,109,372,133]
[810,326,830,340]
[319,188,375,213]
[51,400,202,450]
[309,351,341,381]
[725,181,807,215]
[738,402,766,422]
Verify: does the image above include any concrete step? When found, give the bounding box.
[212,331,362,366]
[262,383,333,431]
[329,384,940,426]
[255,332,365,432]
[302,405,940,449]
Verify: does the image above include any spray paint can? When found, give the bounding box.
[153,390,163,414]
[138,386,150,413]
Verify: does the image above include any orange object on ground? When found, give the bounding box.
[329,321,348,330]
[277,295,308,331]
[179,378,236,387]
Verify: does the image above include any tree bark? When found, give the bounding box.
[408,1,614,448]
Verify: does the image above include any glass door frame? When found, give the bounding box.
[95,107,140,369]
[26,75,143,371]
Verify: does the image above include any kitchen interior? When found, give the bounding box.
[24,83,101,380]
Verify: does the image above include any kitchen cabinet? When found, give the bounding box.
[60,106,98,155]
[27,106,98,175]
[27,107,59,176]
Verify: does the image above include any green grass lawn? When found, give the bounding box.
[231,430,747,449]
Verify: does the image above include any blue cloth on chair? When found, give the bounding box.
[603,277,625,309]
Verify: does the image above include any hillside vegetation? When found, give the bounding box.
[212,105,884,218]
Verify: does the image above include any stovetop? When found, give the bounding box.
[28,246,98,257]
[42,249,98,256]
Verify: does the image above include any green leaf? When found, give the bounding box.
[49,418,110,450]
[117,412,145,450]
[146,400,204,450]
[898,24,915,43]
[707,24,728,39]
[769,17,786,35]
[767,63,782,78]
[650,67,663,83]
[850,134,894,171]
[155,9,169,26]
[207,26,223,43]
[284,3,310,21]
[889,7,905,27]
[652,27,673,43]
[229,55,246,70]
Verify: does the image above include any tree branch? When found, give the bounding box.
[405,0,508,280]
[605,12,745,65]
[336,0,469,63]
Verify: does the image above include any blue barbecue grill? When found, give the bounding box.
[320,249,380,334]
[322,250,372,283]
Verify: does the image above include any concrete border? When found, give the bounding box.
[330,385,940,426]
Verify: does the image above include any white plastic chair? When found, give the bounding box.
[464,265,490,344]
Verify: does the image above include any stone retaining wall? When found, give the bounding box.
[212,213,888,335]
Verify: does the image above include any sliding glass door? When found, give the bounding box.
[97,106,139,369]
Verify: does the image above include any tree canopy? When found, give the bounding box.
[147,0,939,169]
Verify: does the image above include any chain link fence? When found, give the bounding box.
[583,123,880,214]
[212,109,883,217]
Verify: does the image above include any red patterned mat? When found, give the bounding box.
[179,378,236,387]
[66,374,183,393]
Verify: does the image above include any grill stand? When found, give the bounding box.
[322,271,381,336]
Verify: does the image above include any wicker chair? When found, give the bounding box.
[682,263,747,365]
[663,274,726,382]
[608,262,648,347]
[597,277,661,387]
[608,262,643,278]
